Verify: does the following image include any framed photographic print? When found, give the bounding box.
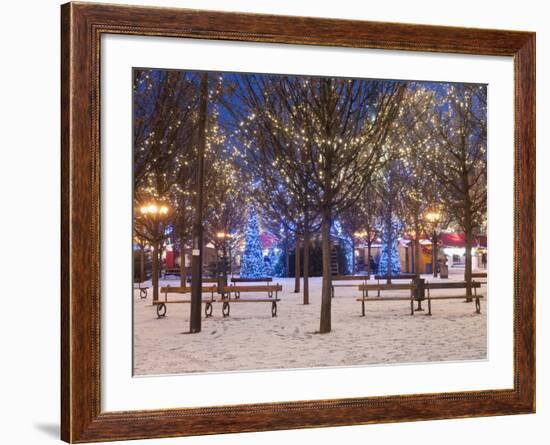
[61,2,535,442]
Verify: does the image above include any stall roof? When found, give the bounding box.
[439,232,487,248]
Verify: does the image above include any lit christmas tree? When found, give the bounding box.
[378,216,402,276]
[240,208,267,278]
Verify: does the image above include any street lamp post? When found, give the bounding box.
[139,203,170,302]
[425,210,442,278]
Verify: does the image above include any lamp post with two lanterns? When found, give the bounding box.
[138,202,170,302]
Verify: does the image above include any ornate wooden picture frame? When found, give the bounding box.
[61,2,535,442]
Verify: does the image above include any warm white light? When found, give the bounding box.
[443,247,465,257]
[425,211,441,223]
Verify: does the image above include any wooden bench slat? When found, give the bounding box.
[356,297,413,302]
[374,274,418,280]
[153,299,214,304]
[359,284,414,291]
[231,277,273,283]
[425,281,481,289]
[224,285,282,292]
[332,275,370,281]
[471,272,487,278]
[220,298,281,303]
[427,295,484,300]
[160,286,217,293]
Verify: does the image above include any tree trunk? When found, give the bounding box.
[303,229,310,305]
[283,226,290,277]
[179,231,186,287]
[139,243,145,283]
[319,210,332,333]
[151,242,159,302]
[229,244,233,277]
[294,237,301,293]
[190,72,208,334]
[414,238,421,275]
[351,238,356,274]
[432,231,438,278]
[285,247,290,277]
[465,222,473,302]
[385,212,393,284]
[367,240,372,276]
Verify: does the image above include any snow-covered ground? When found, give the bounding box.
[133,269,487,376]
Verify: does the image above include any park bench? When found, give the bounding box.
[133,283,149,299]
[331,275,370,298]
[220,284,282,317]
[471,272,487,278]
[356,280,483,316]
[230,277,273,285]
[425,281,483,315]
[357,283,416,316]
[162,268,182,278]
[155,285,218,318]
[360,282,415,298]
[470,272,487,285]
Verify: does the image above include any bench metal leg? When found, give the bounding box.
[139,288,147,299]
[410,298,414,315]
[427,297,432,316]
[205,302,213,318]
[475,298,481,314]
[362,299,365,317]
[156,303,166,318]
[222,301,230,317]
[271,301,277,317]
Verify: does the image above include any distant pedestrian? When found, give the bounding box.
[369,256,377,274]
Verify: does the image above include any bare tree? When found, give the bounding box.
[340,177,384,275]
[230,74,406,332]
[133,69,201,300]
[418,84,487,298]
[226,74,322,304]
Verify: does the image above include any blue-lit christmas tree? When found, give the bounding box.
[378,215,401,276]
[240,208,267,278]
